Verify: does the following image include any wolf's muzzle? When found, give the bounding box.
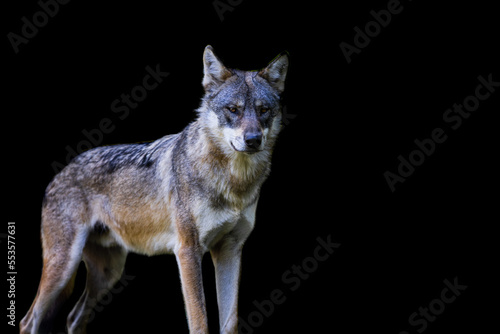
[244,132,262,150]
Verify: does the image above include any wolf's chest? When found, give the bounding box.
[195,201,257,252]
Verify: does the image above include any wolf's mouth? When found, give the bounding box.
[230,142,260,154]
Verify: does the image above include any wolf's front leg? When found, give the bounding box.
[210,237,244,334]
[175,243,209,333]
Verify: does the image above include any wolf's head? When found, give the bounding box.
[197,45,288,155]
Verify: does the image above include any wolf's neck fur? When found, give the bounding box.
[176,118,272,207]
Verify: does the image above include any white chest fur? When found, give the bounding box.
[195,200,257,252]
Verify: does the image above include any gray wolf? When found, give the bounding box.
[20,45,288,334]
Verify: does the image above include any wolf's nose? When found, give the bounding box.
[244,133,262,150]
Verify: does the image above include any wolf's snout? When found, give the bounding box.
[244,132,262,150]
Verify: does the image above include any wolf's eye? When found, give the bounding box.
[260,108,269,114]
[227,107,237,113]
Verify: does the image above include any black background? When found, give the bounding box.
[4,0,498,333]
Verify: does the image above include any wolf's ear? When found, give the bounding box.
[203,45,232,93]
[258,52,289,94]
